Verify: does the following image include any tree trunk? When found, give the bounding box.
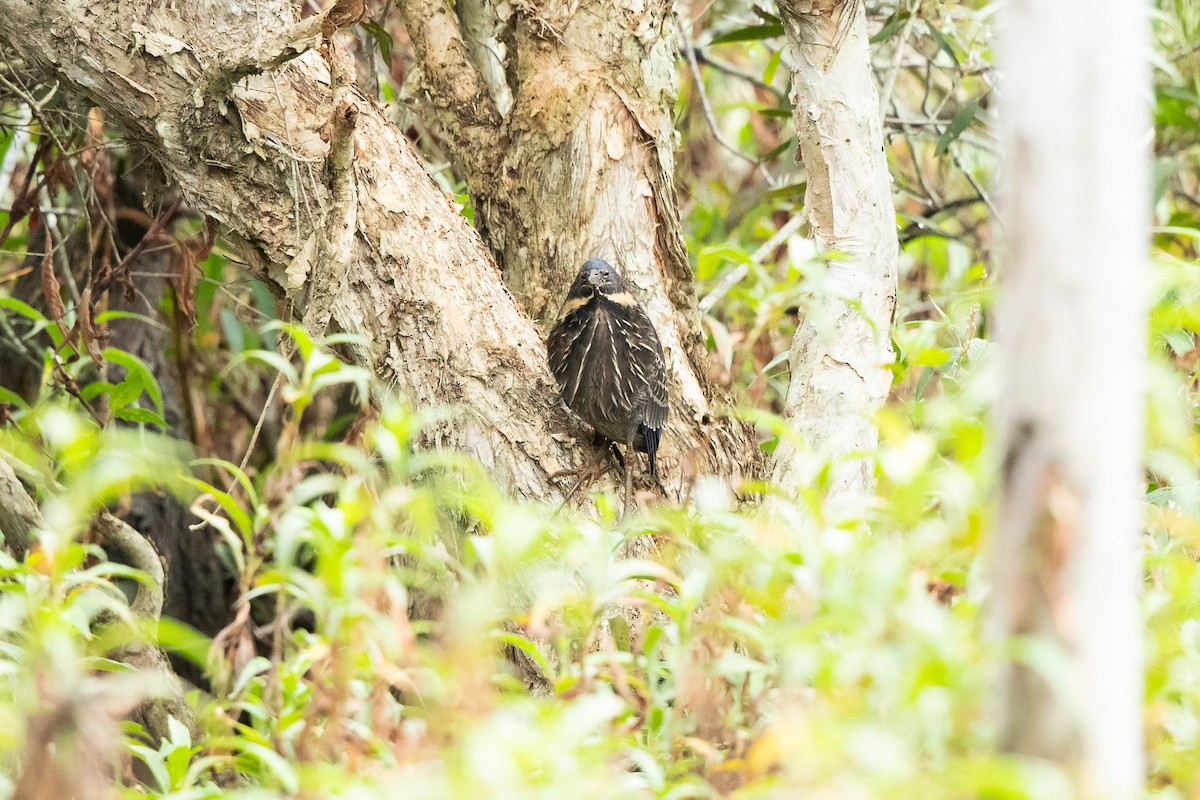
[989,0,1146,793]
[0,0,632,502]
[773,1,898,502]
[396,0,760,489]
[0,0,761,502]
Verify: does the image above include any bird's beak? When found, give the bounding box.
[587,271,606,286]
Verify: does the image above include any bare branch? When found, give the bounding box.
[678,18,758,168]
[699,213,806,314]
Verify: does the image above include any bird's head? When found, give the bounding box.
[573,258,626,297]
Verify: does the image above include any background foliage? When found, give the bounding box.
[0,0,1198,797]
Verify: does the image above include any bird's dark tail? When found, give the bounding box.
[635,424,661,478]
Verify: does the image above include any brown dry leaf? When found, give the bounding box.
[83,107,116,225]
[324,0,366,35]
[77,286,104,364]
[40,244,68,341]
[172,218,216,327]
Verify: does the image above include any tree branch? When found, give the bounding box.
[0,452,38,558]
[457,0,514,116]
[396,0,505,186]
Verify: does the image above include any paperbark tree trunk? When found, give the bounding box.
[773,1,898,503]
[988,0,1147,794]
[0,0,724,501]
[396,0,759,489]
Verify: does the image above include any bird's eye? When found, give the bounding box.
[602,271,609,278]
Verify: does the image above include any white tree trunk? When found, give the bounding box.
[989,0,1147,793]
[773,1,898,503]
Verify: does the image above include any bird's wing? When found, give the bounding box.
[611,301,668,430]
[548,298,602,408]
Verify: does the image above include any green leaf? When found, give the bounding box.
[102,348,165,417]
[181,477,253,539]
[223,738,299,793]
[94,310,168,330]
[763,47,783,85]
[80,381,118,403]
[113,406,168,428]
[1161,327,1195,356]
[492,630,555,683]
[758,107,793,119]
[189,457,259,506]
[0,297,47,322]
[760,137,794,163]
[361,20,393,64]
[108,377,145,412]
[127,743,171,792]
[924,20,960,65]
[935,100,981,155]
[239,350,299,384]
[711,23,784,44]
[0,386,29,409]
[870,11,910,44]
[219,308,247,354]
[765,182,807,202]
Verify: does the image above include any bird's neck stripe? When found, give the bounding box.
[557,290,639,322]
[602,292,639,308]
[557,295,591,319]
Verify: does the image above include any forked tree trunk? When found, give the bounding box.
[0,0,671,501]
[397,0,760,491]
[988,0,1147,794]
[773,1,898,503]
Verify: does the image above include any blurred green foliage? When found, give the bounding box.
[0,0,1198,797]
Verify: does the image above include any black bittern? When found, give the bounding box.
[547,258,668,515]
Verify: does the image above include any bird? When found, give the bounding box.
[546,257,668,515]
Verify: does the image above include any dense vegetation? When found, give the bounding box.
[0,0,1198,796]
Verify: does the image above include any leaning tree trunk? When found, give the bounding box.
[396,0,759,491]
[988,0,1147,794]
[773,1,898,502]
[0,0,650,502]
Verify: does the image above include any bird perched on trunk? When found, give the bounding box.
[547,258,668,514]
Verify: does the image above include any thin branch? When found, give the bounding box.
[678,17,759,168]
[694,48,786,100]
[877,0,919,117]
[951,150,1000,224]
[699,212,806,314]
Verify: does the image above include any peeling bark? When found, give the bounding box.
[989,0,1146,792]
[0,0,597,501]
[773,1,898,501]
[396,0,761,491]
